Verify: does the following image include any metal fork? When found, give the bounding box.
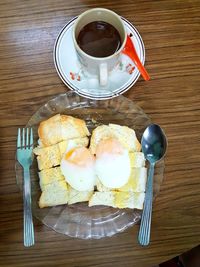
[17,128,34,247]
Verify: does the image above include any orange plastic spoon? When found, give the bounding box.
[122,35,150,81]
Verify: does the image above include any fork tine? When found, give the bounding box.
[30,128,33,147]
[17,128,21,148]
[26,128,29,148]
[22,128,25,147]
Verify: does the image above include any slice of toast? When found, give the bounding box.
[96,178,110,192]
[34,144,60,170]
[39,180,68,208]
[89,191,145,209]
[118,167,147,192]
[88,192,116,208]
[115,192,145,209]
[129,152,145,167]
[68,186,93,205]
[39,167,65,191]
[38,114,90,147]
[89,123,141,154]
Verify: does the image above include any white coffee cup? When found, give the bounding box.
[72,8,127,86]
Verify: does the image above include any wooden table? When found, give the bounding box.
[0,1,200,266]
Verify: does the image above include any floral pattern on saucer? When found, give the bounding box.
[69,61,136,83]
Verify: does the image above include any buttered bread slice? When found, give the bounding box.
[38,114,90,147]
[118,167,147,192]
[89,192,116,208]
[115,192,145,209]
[89,124,141,154]
[89,191,145,209]
[39,167,65,191]
[39,180,69,208]
[68,186,93,205]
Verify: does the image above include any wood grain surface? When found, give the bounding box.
[0,0,200,266]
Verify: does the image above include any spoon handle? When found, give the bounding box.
[138,163,154,246]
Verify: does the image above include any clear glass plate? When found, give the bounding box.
[15,92,164,239]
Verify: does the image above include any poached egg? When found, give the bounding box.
[60,147,96,191]
[95,138,131,188]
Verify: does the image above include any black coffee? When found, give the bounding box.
[77,21,122,57]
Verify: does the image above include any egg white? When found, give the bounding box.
[61,159,96,191]
[95,150,131,189]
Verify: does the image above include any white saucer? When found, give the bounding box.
[54,17,145,100]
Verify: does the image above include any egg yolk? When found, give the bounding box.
[96,138,124,156]
[65,147,95,167]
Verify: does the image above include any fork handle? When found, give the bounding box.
[138,163,154,246]
[23,167,35,247]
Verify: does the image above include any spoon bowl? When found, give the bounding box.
[141,124,167,164]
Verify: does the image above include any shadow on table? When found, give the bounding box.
[155,245,200,267]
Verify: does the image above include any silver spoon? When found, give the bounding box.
[138,124,167,246]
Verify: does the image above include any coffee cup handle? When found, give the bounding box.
[99,63,108,86]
